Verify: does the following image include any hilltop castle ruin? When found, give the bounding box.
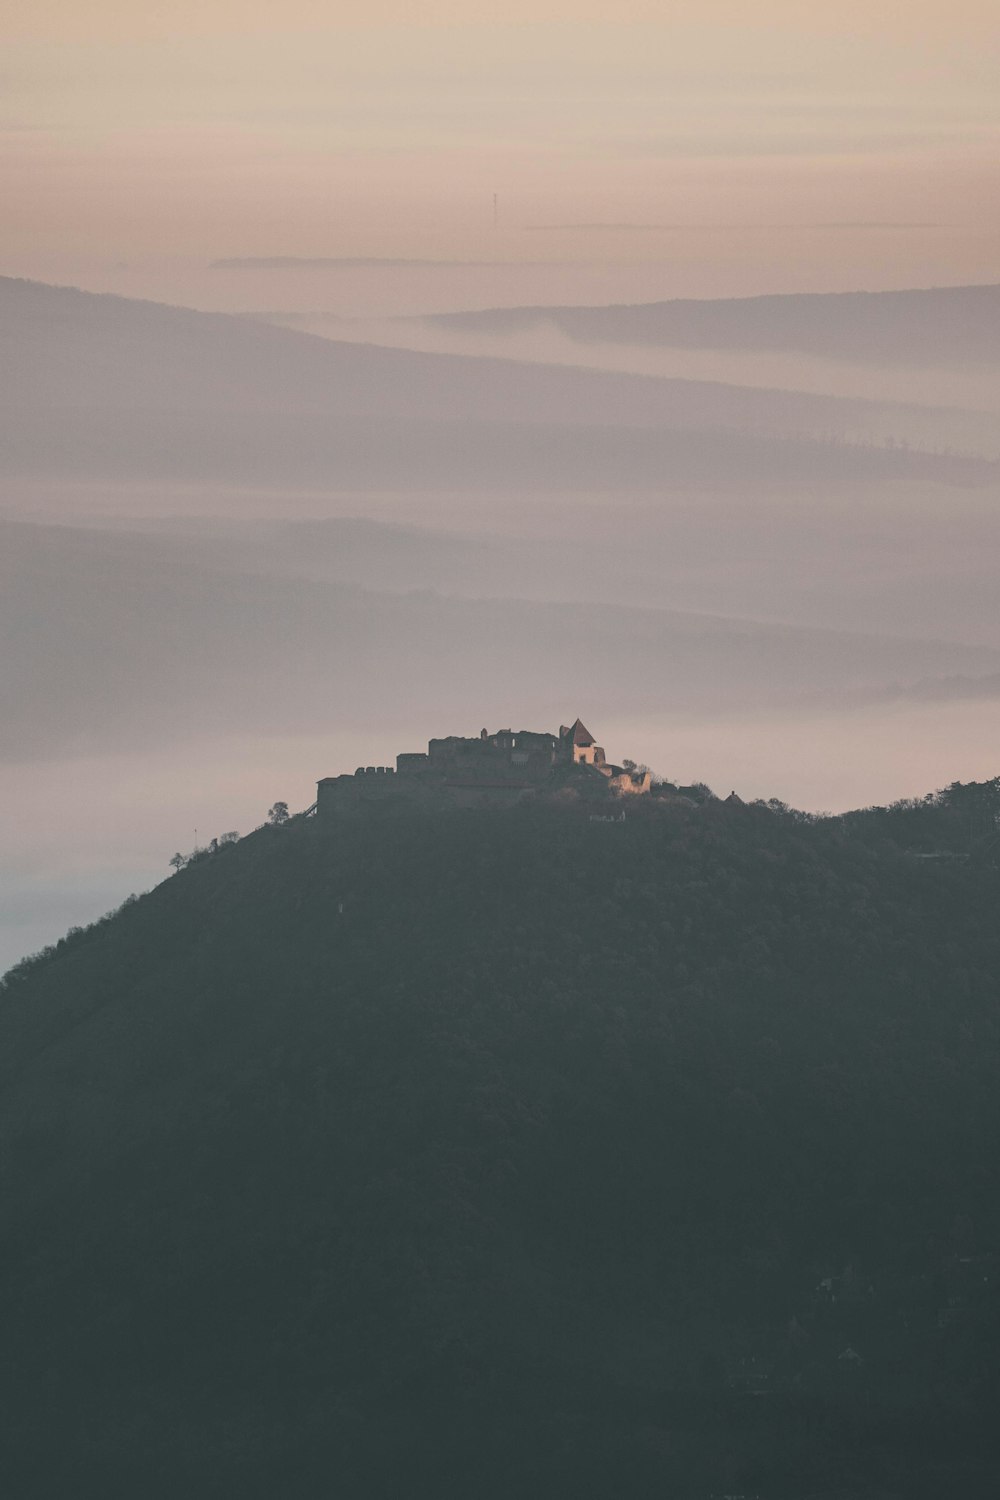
[317,719,651,815]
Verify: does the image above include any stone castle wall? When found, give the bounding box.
[317,721,650,815]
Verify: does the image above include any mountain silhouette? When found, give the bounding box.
[3,792,999,1496]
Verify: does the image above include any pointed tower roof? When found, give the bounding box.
[561,718,596,747]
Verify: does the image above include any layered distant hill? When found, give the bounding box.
[424,283,1000,366]
[5,274,1000,983]
[2,797,999,1496]
[5,515,1000,761]
[1,276,992,490]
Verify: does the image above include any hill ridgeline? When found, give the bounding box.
[2,788,1000,1497]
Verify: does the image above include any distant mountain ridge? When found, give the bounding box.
[423,283,1000,365]
[5,515,1000,761]
[1,276,992,490]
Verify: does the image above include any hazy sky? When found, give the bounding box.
[4,1,998,302]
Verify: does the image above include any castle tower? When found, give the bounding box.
[559,718,606,767]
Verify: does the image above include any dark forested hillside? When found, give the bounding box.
[3,797,1000,1498]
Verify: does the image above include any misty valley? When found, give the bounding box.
[3,265,1000,1497]
[3,276,1000,972]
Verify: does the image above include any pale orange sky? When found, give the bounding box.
[3,1,998,305]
